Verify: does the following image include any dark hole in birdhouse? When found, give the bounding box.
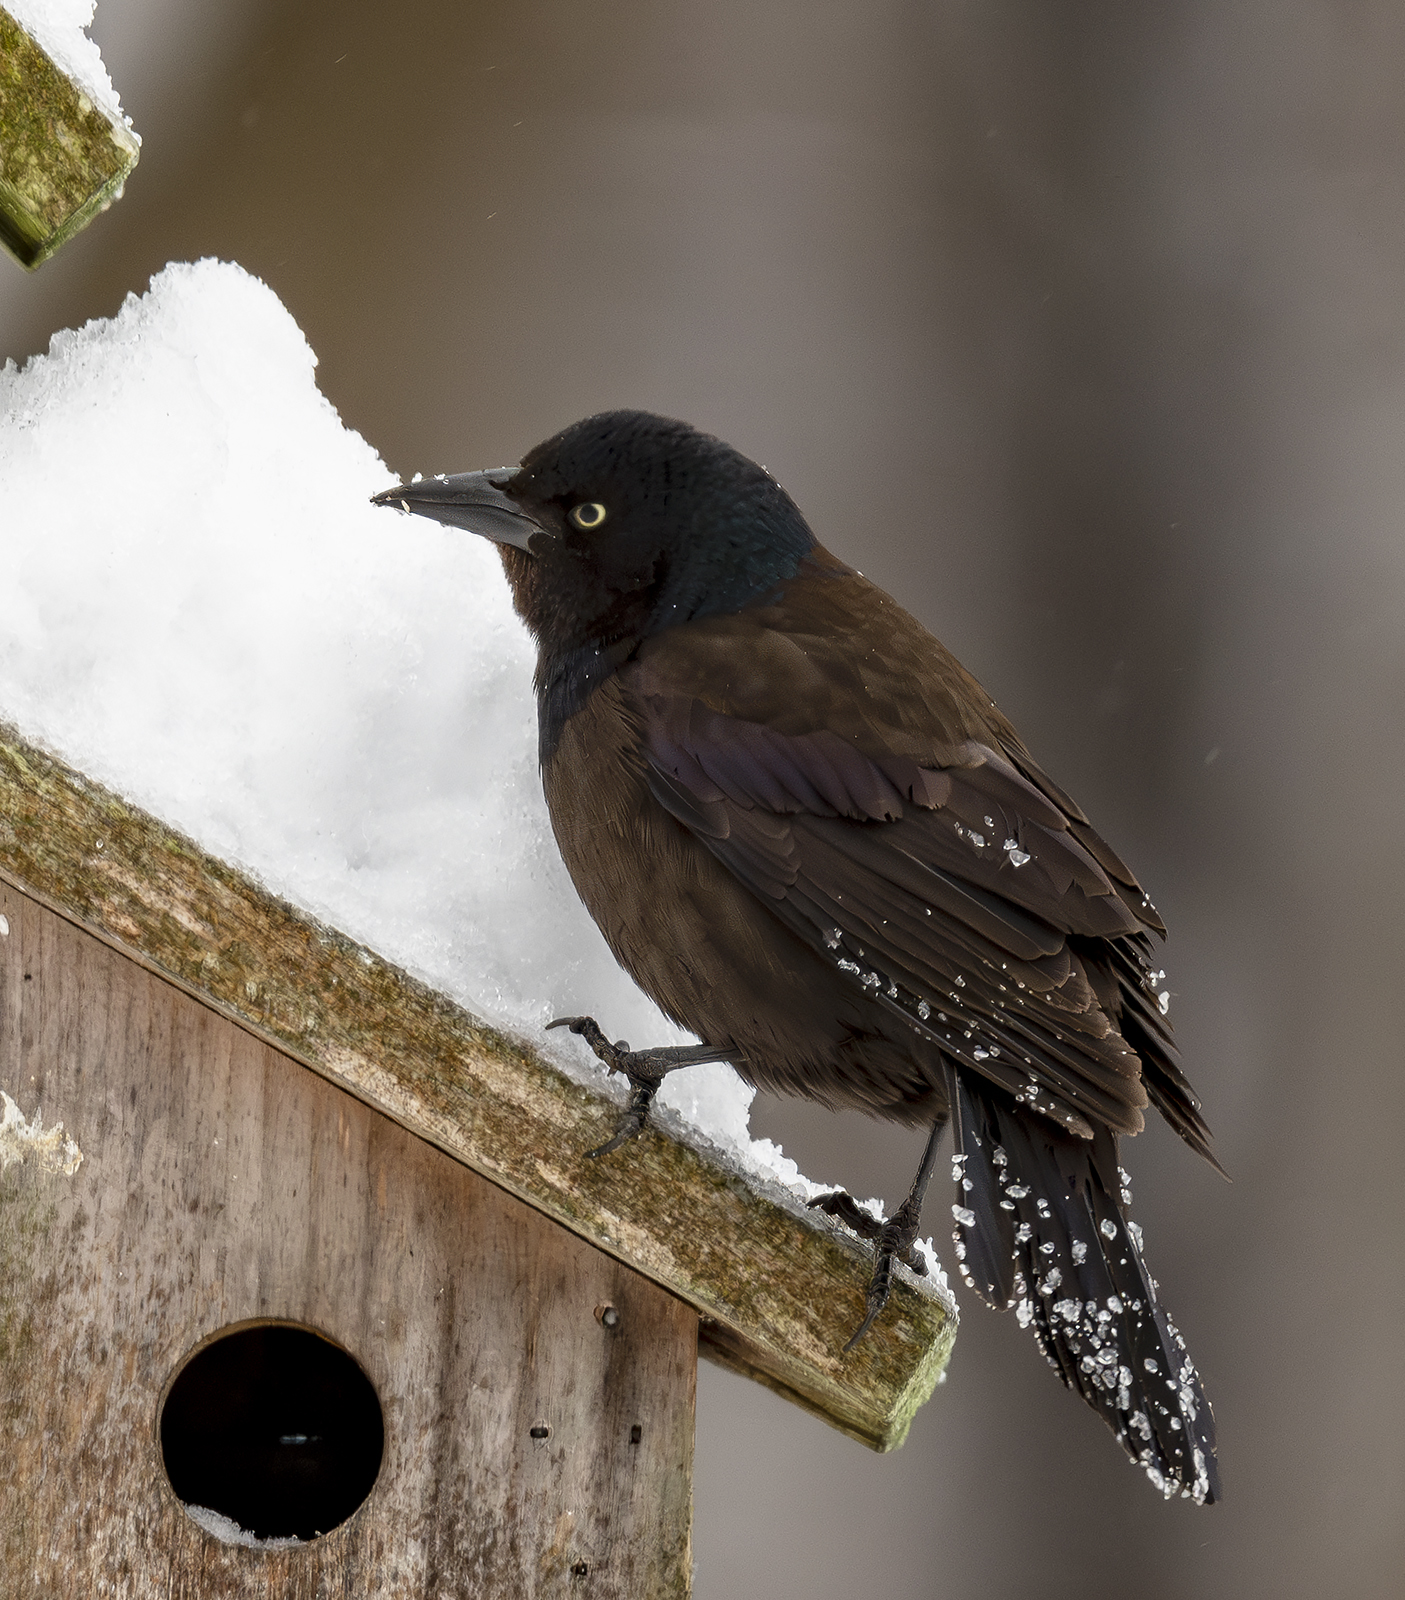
[160,1323,383,1543]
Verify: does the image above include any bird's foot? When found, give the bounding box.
[806,1189,930,1275]
[547,1015,734,1158]
[807,1189,929,1350]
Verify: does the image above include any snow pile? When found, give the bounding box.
[182,1505,301,1552]
[0,254,949,1281]
[0,258,771,1155]
[0,1086,84,1175]
[5,0,134,132]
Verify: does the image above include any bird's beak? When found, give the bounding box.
[371,467,542,553]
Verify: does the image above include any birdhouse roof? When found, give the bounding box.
[0,721,953,1449]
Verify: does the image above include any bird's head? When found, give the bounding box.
[372,410,816,657]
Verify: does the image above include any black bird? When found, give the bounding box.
[373,410,1222,1504]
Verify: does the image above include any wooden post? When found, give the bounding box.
[0,7,139,268]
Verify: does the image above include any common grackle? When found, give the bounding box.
[374,410,1221,1504]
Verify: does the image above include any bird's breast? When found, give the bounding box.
[540,677,733,1022]
[537,677,945,1119]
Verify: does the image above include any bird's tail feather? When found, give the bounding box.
[946,1066,1220,1504]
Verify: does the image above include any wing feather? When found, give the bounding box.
[633,681,1204,1150]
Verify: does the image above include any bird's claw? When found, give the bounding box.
[584,1061,670,1159]
[585,1099,651,1159]
[550,1013,674,1157]
[550,1013,739,1159]
[548,1014,633,1075]
[807,1190,929,1276]
[808,1189,884,1240]
[808,1189,928,1349]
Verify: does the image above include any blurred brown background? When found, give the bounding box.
[5,2,1403,1595]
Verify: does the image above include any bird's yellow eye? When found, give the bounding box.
[568,501,608,530]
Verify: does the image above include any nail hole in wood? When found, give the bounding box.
[629,1423,642,1445]
[529,1423,551,1440]
[570,1561,590,1577]
[159,1321,383,1543]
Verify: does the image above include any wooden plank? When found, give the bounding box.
[0,723,955,1450]
[0,7,139,268]
[0,883,696,1598]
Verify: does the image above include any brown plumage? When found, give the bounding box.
[373,408,1222,1504]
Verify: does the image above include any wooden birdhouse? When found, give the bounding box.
[0,725,954,1598]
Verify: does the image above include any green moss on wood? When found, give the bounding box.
[0,8,139,268]
[0,722,956,1449]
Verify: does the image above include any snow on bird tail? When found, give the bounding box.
[945,1068,1219,1504]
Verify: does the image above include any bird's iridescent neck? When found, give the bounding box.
[524,524,816,764]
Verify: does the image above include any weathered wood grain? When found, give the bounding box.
[0,723,955,1450]
[0,7,140,268]
[0,884,696,1598]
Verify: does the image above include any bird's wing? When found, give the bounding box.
[619,559,1216,1160]
[631,680,1187,1142]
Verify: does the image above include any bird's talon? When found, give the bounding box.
[807,1188,887,1245]
[546,1013,634,1075]
[586,1118,643,1159]
[843,1296,887,1352]
[845,1246,900,1351]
